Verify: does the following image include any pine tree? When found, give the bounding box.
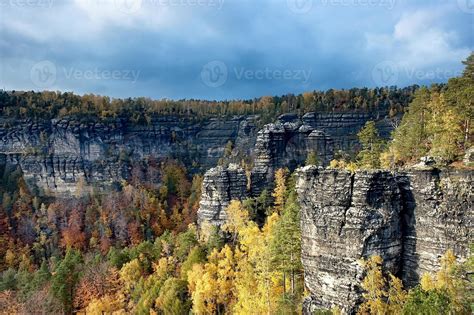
[270,190,302,298]
[356,121,385,169]
[387,88,431,165]
[155,277,191,314]
[51,248,82,314]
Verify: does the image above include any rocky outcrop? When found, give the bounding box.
[399,169,473,287]
[296,167,473,314]
[0,116,258,195]
[197,112,398,224]
[251,120,333,195]
[296,167,403,313]
[250,112,396,195]
[197,164,248,227]
[0,111,395,196]
[301,112,394,152]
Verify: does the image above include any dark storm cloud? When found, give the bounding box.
[0,0,472,100]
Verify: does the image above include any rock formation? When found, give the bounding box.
[0,113,391,195]
[251,120,334,196]
[0,112,395,196]
[296,166,473,314]
[197,164,248,227]
[398,169,473,287]
[0,116,258,195]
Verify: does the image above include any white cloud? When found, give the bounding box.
[365,7,470,71]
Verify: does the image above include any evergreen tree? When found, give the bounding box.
[386,88,431,165]
[51,248,82,314]
[270,190,302,297]
[356,121,385,169]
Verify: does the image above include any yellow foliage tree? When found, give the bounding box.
[272,168,288,215]
[233,213,282,314]
[222,200,249,244]
[358,255,387,315]
[188,245,237,314]
[386,274,407,314]
[85,293,126,315]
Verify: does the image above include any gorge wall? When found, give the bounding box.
[0,112,393,196]
[0,116,258,195]
[296,166,473,314]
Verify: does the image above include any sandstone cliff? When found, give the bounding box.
[197,164,248,227]
[296,166,473,314]
[0,112,393,196]
[0,116,258,195]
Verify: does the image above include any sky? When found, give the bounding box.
[0,0,473,100]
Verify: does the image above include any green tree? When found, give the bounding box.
[270,190,302,297]
[386,88,431,165]
[427,93,463,162]
[51,248,82,314]
[357,121,385,169]
[155,277,191,314]
[402,287,451,315]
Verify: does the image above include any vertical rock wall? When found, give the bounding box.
[398,170,473,286]
[197,164,248,227]
[296,167,473,314]
[296,167,403,313]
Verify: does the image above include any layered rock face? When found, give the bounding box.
[296,167,403,313]
[301,112,394,150]
[251,119,334,195]
[250,112,394,195]
[399,170,473,286]
[296,167,473,314]
[0,111,393,196]
[197,164,248,227]
[0,116,258,195]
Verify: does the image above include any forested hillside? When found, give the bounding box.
[0,86,417,123]
[0,55,472,314]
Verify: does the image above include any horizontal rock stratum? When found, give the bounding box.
[0,112,393,196]
[296,166,473,314]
